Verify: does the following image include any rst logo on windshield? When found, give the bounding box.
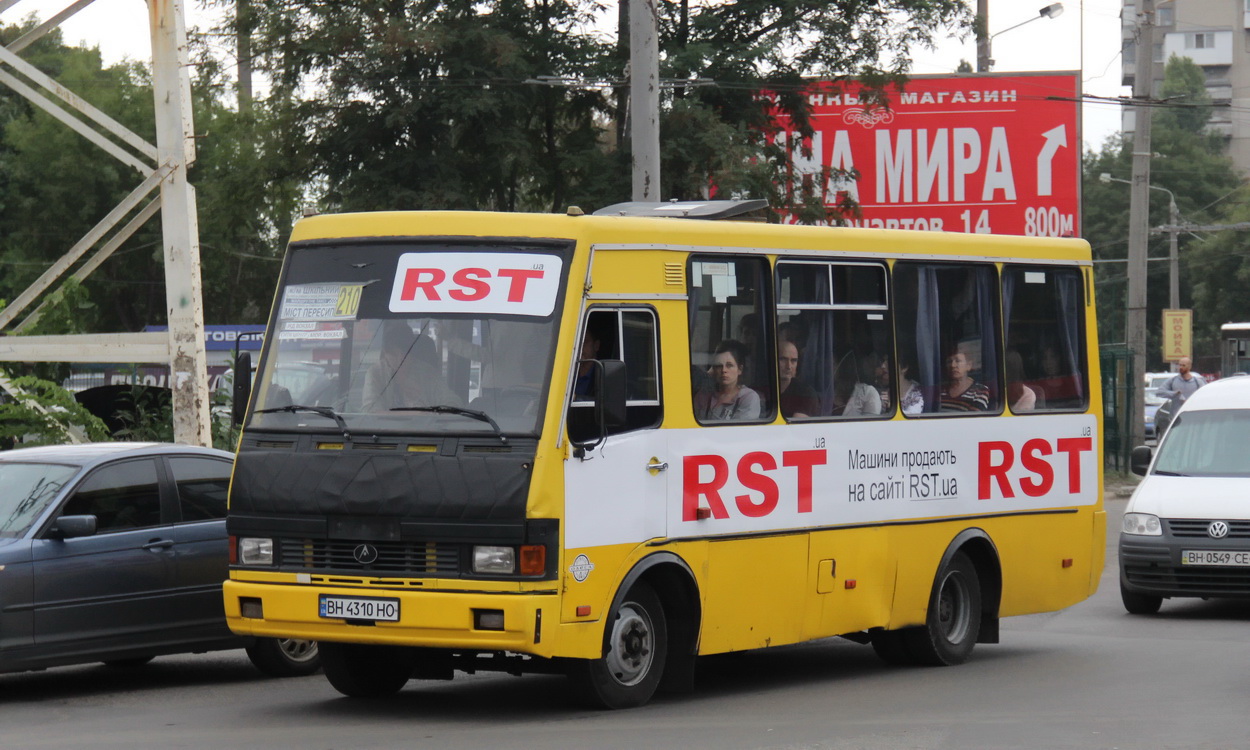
[389,252,563,317]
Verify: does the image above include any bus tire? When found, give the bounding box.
[246,638,321,677]
[869,629,917,665]
[1120,584,1162,615]
[319,642,415,698]
[904,551,981,666]
[567,581,668,709]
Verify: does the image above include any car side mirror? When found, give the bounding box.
[1130,445,1153,477]
[232,351,252,427]
[49,515,97,540]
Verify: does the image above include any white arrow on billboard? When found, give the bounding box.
[1036,125,1067,197]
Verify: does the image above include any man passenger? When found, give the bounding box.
[778,340,819,419]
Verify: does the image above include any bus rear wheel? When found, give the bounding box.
[319,642,415,698]
[904,551,981,666]
[567,581,668,709]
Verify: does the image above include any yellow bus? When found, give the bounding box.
[223,201,1103,708]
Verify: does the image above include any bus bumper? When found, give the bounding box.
[224,579,562,658]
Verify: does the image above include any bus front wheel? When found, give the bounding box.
[904,551,981,666]
[319,642,415,698]
[567,581,668,709]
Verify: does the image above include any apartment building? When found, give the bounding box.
[1122,0,1250,173]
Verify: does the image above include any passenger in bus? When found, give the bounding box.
[573,328,601,398]
[778,340,819,419]
[1028,344,1081,406]
[830,352,882,417]
[940,344,991,411]
[1006,351,1037,412]
[363,320,462,412]
[694,340,761,421]
[875,353,923,416]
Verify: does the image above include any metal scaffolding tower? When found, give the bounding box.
[0,0,211,446]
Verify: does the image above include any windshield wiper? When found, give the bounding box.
[1151,470,1188,477]
[254,404,352,440]
[391,405,508,444]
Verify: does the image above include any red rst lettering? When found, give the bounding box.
[978,441,1015,499]
[1018,438,1054,497]
[496,268,544,302]
[400,268,445,301]
[735,451,779,517]
[682,455,729,521]
[782,449,826,513]
[449,268,491,301]
[1055,437,1093,493]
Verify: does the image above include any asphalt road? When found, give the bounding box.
[3,493,1247,750]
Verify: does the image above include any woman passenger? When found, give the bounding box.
[693,340,761,421]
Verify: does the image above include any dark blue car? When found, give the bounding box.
[0,442,318,676]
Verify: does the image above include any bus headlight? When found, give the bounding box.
[239,537,274,565]
[473,545,515,574]
[1122,513,1162,536]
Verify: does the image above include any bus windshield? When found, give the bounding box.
[1154,409,1250,478]
[247,242,569,438]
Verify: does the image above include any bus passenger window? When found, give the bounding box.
[688,256,774,424]
[775,261,892,420]
[1003,266,1087,411]
[893,262,1002,415]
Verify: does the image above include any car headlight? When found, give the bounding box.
[239,537,274,565]
[1122,513,1162,536]
[472,545,515,574]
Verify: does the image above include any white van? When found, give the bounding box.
[1119,375,1250,613]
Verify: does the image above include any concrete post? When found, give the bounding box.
[150,0,212,446]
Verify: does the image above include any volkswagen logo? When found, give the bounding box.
[352,544,379,564]
[1208,521,1230,539]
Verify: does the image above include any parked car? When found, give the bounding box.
[0,442,319,676]
[1119,377,1250,614]
[1143,387,1166,440]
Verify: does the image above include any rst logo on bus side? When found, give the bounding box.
[388,252,563,317]
[679,434,1095,524]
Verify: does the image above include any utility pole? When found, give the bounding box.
[629,0,659,200]
[152,0,212,446]
[976,0,991,73]
[237,0,253,112]
[1125,0,1155,449]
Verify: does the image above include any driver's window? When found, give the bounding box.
[568,308,661,441]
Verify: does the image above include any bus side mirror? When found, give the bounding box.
[232,352,252,427]
[600,359,628,428]
[1130,445,1152,477]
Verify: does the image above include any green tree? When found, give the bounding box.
[1082,55,1242,369]
[226,0,969,218]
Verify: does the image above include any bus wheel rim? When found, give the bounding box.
[938,571,972,643]
[605,602,654,687]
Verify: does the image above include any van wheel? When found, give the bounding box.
[246,638,321,677]
[904,551,981,666]
[567,582,668,709]
[1120,583,1163,615]
[319,642,415,698]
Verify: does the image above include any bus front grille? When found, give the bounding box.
[277,538,461,577]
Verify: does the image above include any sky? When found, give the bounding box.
[4,0,1128,152]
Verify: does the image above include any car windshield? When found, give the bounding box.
[248,242,569,438]
[1144,388,1166,406]
[1153,409,1250,477]
[0,462,79,536]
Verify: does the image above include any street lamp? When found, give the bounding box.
[977,3,1065,73]
[1100,172,1181,312]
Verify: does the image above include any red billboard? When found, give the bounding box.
[767,73,1081,237]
